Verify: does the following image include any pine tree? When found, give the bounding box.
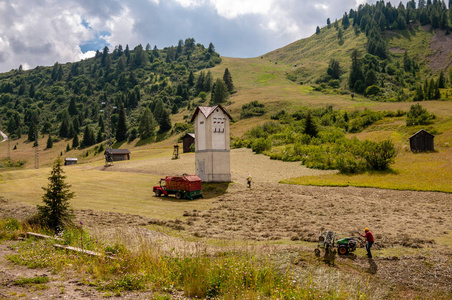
[438,70,446,88]
[116,102,128,141]
[342,13,350,29]
[223,68,235,93]
[204,71,213,92]
[81,126,94,147]
[46,134,53,149]
[72,134,79,148]
[414,85,424,101]
[188,71,195,86]
[210,79,229,105]
[37,158,74,231]
[316,26,321,35]
[349,49,364,90]
[303,111,318,137]
[138,107,156,139]
[158,108,172,133]
[327,18,331,28]
[68,97,78,116]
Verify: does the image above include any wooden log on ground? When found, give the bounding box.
[26,232,63,241]
[53,244,115,260]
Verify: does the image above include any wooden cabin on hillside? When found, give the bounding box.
[104,149,131,161]
[64,157,78,165]
[409,129,435,152]
[182,133,195,153]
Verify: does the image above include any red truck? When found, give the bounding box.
[153,174,203,200]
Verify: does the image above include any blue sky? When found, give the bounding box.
[0,0,391,73]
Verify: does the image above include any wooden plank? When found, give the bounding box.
[26,232,63,241]
[53,244,115,260]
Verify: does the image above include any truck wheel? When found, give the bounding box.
[175,192,182,199]
[314,249,321,257]
[155,190,162,197]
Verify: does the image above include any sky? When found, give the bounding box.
[0,0,391,73]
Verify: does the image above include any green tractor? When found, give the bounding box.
[336,236,363,255]
[315,231,364,256]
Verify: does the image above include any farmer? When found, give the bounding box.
[358,227,374,258]
[246,174,252,188]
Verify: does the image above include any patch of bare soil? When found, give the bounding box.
[428,28,452,73]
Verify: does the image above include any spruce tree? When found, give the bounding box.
[158,108,172,133]
[210,79,229,105]
[223,68,235,93]
[303,111,318,137]
[72,134,79,149]
[115,102,128,141]
[46,134,53,149]
[138,107,156,139]
[37,158,74,231]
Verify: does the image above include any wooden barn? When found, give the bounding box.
[104,149,131,161]
[409,129,435,152]
[182,133,195,153]
[64,157,78,165]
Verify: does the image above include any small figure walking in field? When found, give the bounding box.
[358,227,374,258]
[247,174,252,188]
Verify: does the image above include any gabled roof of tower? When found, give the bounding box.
[190,105,233,122]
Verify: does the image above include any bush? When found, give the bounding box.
[406,103,435,126]
[365,85,381,96]
[240,101,266,119]
[335,153,366,174]
[251,138,272,154]
[362,140,396,171]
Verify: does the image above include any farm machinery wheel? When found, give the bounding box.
[314,249,321,257]
[175,192,182,199]
[155,190,162,197]
[338,245,349,255]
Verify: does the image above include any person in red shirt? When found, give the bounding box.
[358,227,374,258]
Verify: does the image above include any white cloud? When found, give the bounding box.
[210,0,273,19]
[79,50,96,60]
[0,0,392,72]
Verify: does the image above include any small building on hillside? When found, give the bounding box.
[191,105,232,182]
[409,129,435,152]
[64,157,78,165]
[182,133,195,153]
[104,149,131,161]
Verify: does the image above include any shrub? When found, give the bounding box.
[240,101,266,119]
[251,138,272,154]
[365,85,381,96]
[362,140,396,171]
[406,103,435,126]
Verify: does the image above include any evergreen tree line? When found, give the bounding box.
[0,38,226,147]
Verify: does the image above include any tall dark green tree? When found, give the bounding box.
[349,49,364,91]
[37,158,74,231]
[68,97,78,116]
[115,102,128,141]
[81,126,95,147]
[72,134,79,149]
[46,134,53,149]
[327,59,342,79]
[158,108,172,132]
[303,111,318,137]
[223,68,235,93]
[138,107,156,139]
[210,78,229,105]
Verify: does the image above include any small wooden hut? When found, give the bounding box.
[409,129,435,152]
[104,149,131,161]
[182,133,195,153]
[64,157,78,165]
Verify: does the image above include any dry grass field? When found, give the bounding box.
[1,147,452,298]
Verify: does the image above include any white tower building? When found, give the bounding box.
[191,105,232,182]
